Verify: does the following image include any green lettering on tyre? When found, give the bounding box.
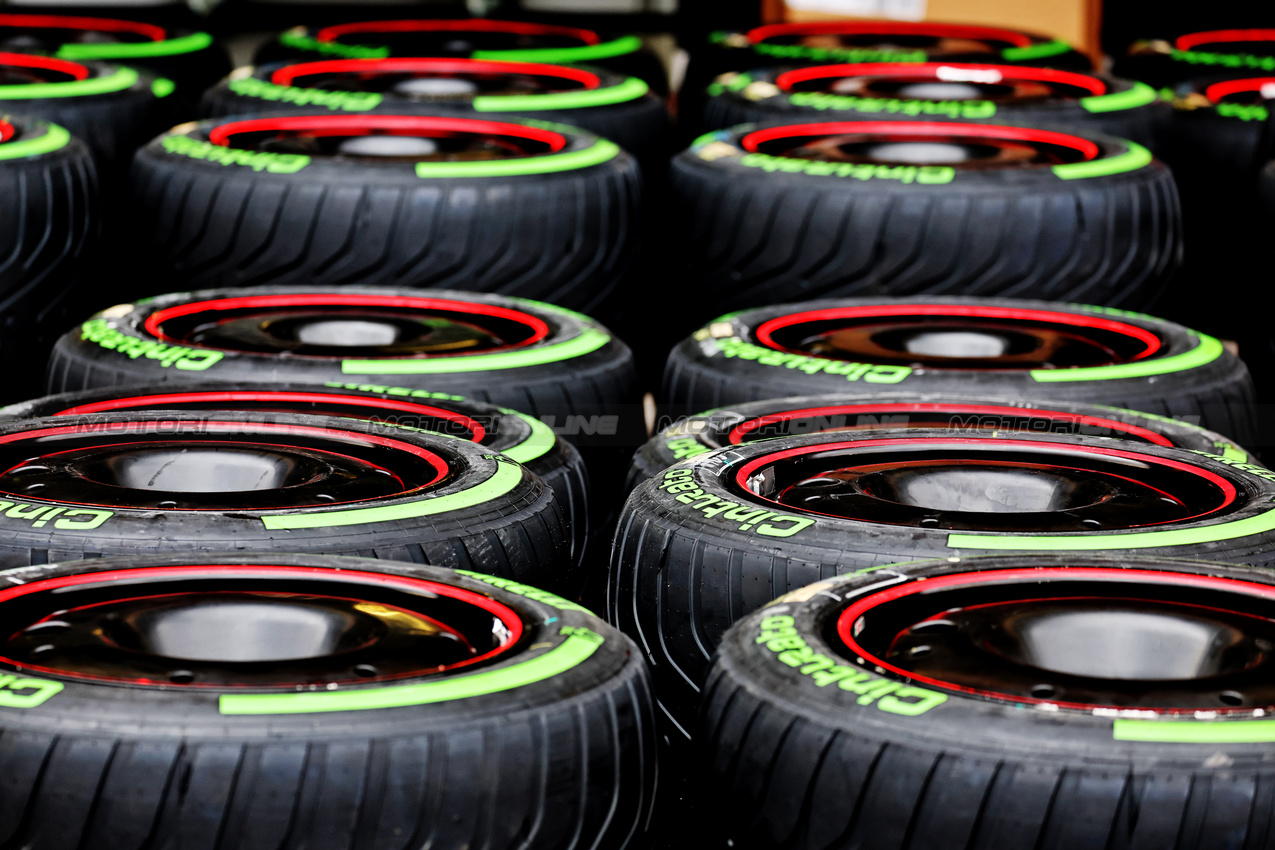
[0,674,63,709]
[219,625,602,714]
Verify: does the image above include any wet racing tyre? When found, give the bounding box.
[702,63,1166,151]
[0,380,591,570]
[202,58,669,167]
[662,297,1257,446]
[0,11,228,96]
[610,429,1275,737]
[701,553,1275,849]
[256,17,668,95]
[629,392,1252,493]
[0,51,174,170]
[130,114,641,315]
[0,410,576,591]
[1117,28,1275,87]
[0,552,655,850]
[0,115,97,405]
[666,122,1181,317]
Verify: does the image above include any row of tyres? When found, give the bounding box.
[0,8,1274,849]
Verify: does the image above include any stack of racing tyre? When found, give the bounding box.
[0,4,1273,848]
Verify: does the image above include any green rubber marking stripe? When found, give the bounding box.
[1114,717,1275,743]
[948,505,1275,551]
[413,138,618,178]
[1080,81,1158,113]
[343,327,609,374]
[260,459,521,530]
[152,77,175,98]
[472,34,643,64]
[0,122,69,160]
[473,76,648,111]
[0,66,137,99]
[500,410,556,463]
[1030,333,1221,382]
[57,31,213,60]
[1001,40,1072,61]
[1053,142,1153,180]
[220,629,600,714]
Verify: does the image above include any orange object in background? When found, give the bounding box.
[775,0,1102,63]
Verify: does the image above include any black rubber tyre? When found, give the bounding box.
[255,17,668,95]
[0,380,592,570]
[702,63,1168,151]
[0,11,229,96]
[662,297,1257,445]
[611,429,1275,736]
[202,58,670,166]
[1117,28,1275,88]
[129,113,642,315]
[0,115,97,405]
[0,51,174,170]
[0,552,655,850]
[702,553,1275,849]
[0,409,577,592]
[629,392,1253,493]
[665,122,1180,322]
[1140,76,1274,340]
[47,286,641,448]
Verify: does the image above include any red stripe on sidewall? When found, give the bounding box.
[732,436,1238,508]
[773,63,1105,94]
[0,13,165,40]
[1204,76,1275,101]
[833,566,1275,712]
[206,114,568,151]
[0,419,452,480]
[270,57,601,88]
[0,51,91,80]
[52,392,487,443]
[727,403,1174,447]
[739,121,1101,158]
[751,304,1161,359]
[0,565,525,684]
[1177,29,1275,50]
[142,293,551,348]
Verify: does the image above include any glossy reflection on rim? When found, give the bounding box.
[742,121,1097,168]
[146,294,550,359]
[273,58,599,99]
[776,64,1103,102]
[735,439,1234,532]
[753,306,1161,370]
[834,568,1275,710]
[208,116,566,162]
[0,420,448,510]
[0,566,523,687]
[723,403,1176,447]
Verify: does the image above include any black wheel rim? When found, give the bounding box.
[270,57,597,99]
[733,437,1237,532]
[751,304,1161,370]
[145,293,551,359]
[207,115,566,162]
[0,565,524,688]
[833,567,1275,711]
[720,402,1181,447]
[775,63,1103,104]
[745,22,1056,60]
[0,419,450,511]
[50,389,495,443]
[742,121,1096,168]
